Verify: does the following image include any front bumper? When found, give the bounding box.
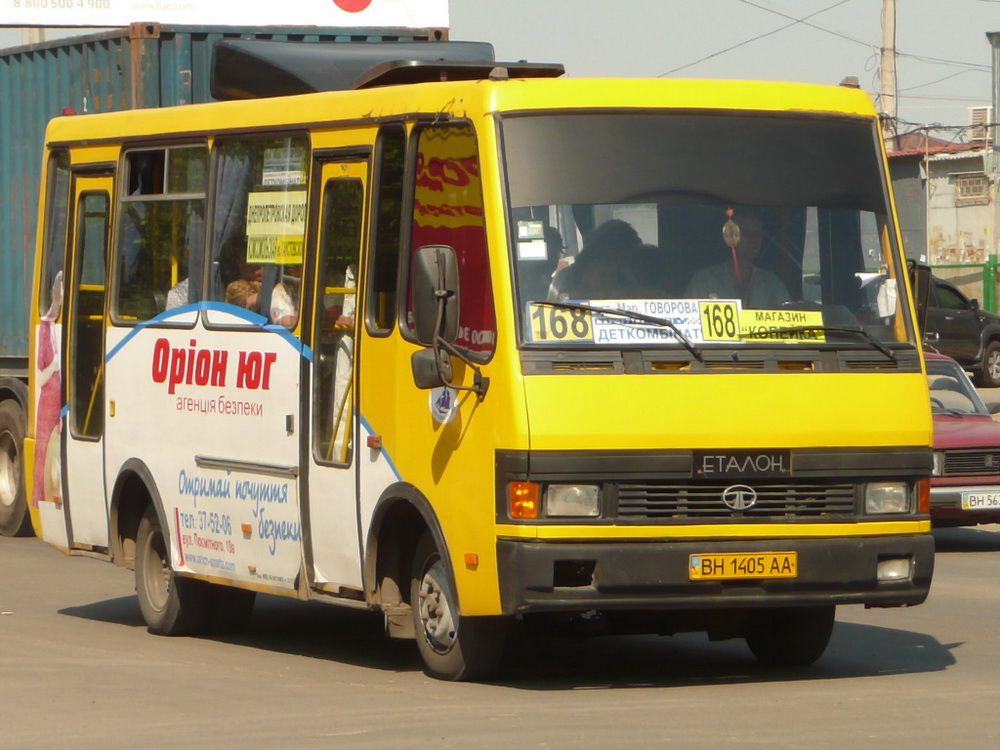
[497,534,934,614]
[930,484,1000,524]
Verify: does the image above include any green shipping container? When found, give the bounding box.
[0,22,445,537]
[0,22,445,374]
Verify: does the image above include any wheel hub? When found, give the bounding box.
[417,559,457,654]
[989,352,1000,380]
[0,428,18,510]
[142,537,171,612]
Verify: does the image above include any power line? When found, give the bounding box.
[896,51,989,71]
[739,0,874,48]
[898,67,987,93]
[738,0,989,72]
[660,0,853,76]
[899,93,991,102]
[748,0,990,70]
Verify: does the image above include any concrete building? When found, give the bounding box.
[887,105,995,307]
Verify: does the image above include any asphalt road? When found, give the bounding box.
[3,527,1000,750]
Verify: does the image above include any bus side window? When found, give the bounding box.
[39,151,71,320]
[209,135,308,328]
[366,125,406,333]
[115,145,207,322]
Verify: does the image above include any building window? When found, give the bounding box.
[955,172,989,206]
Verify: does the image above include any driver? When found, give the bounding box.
[685,213,790,308]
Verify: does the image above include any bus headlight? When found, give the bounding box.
[865,482,910,514]
[932,452,945,477]
[546,484,600,517]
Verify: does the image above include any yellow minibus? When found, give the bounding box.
[27,41,933,680]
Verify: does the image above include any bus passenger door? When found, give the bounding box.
[304,158,367,593]
[63,175,112,549]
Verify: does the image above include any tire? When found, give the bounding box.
[977,341,1000,388]
[0,400,32,537]
[410,532,507,681]
[744,605,835,667]
[135,507,210,636]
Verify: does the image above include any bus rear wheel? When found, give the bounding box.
[744,605,835,667]
[410,532,506,681]
[0,400,32,537]
[135,507,209,636]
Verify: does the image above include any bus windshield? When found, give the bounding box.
[502,112,914,352]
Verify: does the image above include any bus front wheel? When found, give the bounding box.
[135,507,209,636]
[410,532,506,681]
[744,605,835,667]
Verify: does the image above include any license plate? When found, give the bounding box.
[689,552,798,581]
[961,491,1000,510]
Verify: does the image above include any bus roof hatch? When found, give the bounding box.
[211,38,561,100]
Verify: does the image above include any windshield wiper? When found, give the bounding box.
[743,325,897,362]
[937,408,967,417]
[534,301,704,362]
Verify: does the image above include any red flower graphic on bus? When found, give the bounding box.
[334,0,374,12]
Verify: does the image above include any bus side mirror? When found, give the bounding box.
[411,347,454,389]
[411,245,460,346]
[908,259,931,332]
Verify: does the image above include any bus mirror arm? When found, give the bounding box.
[429,276,490,401]
[431,336,490,402]
[409,314,491,401]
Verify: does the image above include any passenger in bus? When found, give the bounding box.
[222,255,263,308]
[238,258,264,284]
[225,279,262,312]
[329,264,357,460]
[684,213,790,308]
[325,264,356,330]
[270,276,299,328]
[548,219,643,300]
[165,278,189,310]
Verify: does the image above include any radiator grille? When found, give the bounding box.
[943,449,1000,477]
[616,482,857,521]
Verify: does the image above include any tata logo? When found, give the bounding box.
[722,484,758,511]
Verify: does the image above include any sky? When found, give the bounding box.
[450,0,1000,138]
[2,0,999,137]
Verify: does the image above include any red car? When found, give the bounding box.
[927,352,1000,527]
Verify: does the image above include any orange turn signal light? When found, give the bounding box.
[917,478,930,515]
[508,481,540,519]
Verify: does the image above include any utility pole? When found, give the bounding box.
[880,0,898,150]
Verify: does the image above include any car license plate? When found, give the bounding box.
[961,491,1000,510]
[689,552,797,581]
